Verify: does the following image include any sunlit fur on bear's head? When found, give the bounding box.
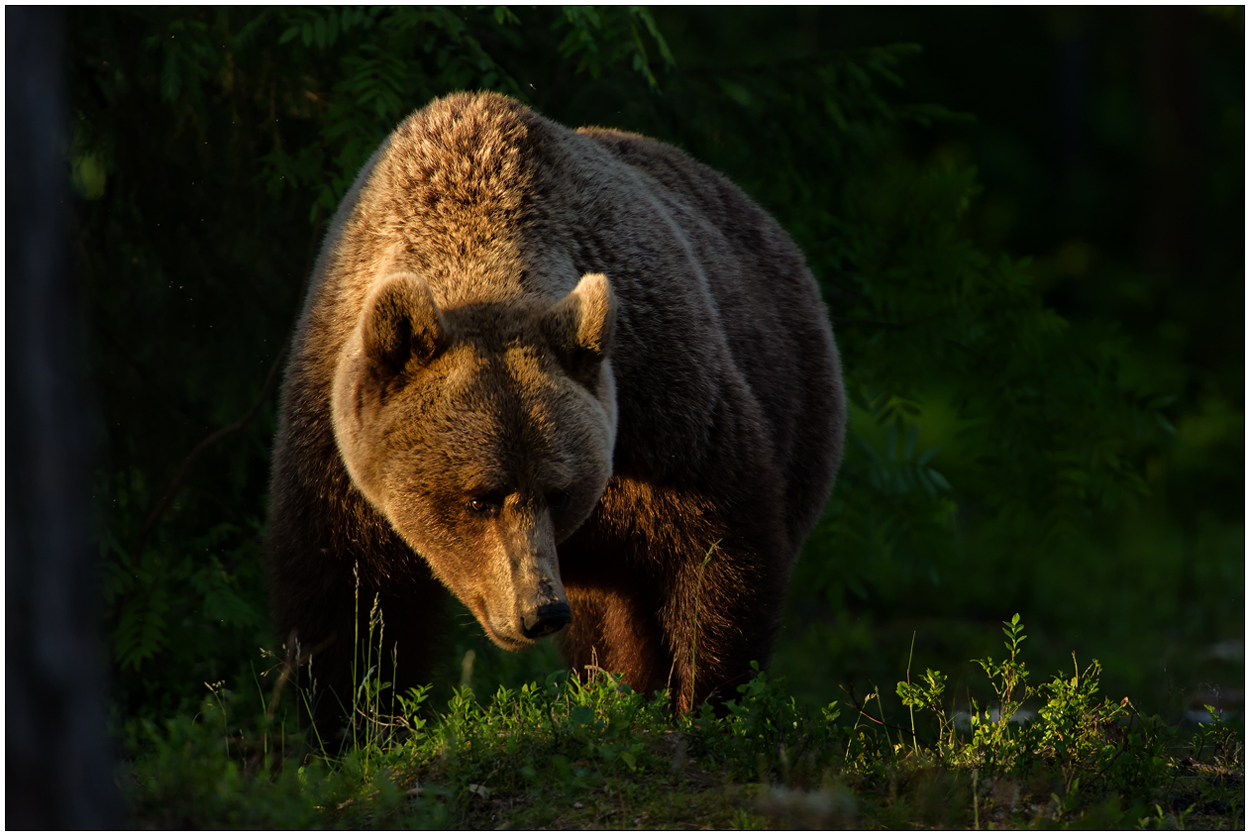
[330,271,617,649]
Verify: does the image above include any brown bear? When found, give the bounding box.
[266,91,845,723]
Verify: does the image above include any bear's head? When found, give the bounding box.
[331,271,617,649]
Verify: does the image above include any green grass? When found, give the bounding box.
[120,615,1243,829]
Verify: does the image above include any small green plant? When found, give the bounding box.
[893,613,1185,817]
[967,613,1039,775]
[896,666,951,754]
[1191,703,1245,772]
[689,660,845,786]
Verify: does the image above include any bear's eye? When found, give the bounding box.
[549,490,571,512]
[467,496,499,515]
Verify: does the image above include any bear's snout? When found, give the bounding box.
[520,601,572,639]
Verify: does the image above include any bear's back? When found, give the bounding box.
[577,128,844,544]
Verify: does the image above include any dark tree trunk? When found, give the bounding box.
[5,7,124,828]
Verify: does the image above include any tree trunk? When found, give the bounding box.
[5,7,124,828]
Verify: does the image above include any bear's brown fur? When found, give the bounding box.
[266,92,845,722]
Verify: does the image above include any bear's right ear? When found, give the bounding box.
[541,272,616,382]
[360,273,447,375]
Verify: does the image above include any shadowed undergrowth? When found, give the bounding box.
[122,616,1243,829]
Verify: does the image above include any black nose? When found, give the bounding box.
[521,602,572,639]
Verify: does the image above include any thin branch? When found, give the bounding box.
[679,46,917,78]
[833,316,912,330]
[130,204,324,563]
[839,682,926,742]
[131,344,287,562]
[831,314,984,361]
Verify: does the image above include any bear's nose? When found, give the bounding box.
[521,602,572,639]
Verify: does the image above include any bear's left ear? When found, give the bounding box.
[541,272,616,381]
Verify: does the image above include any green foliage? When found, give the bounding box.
[894,615,1182,812]
[125,710,327,829]
[689,661,837,783]
[121,617,1242,828]
[966,613,1034,775]
[98,463,270,716]
[802,147,1171,609]
[554,6,674,88]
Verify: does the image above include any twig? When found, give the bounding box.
[266,629,334,719]
[131,203,323,562]
[839,682,922,741]
[679,46,920,78]
[688,541,720,712]
[832,316,913,330]
[132,344,287,562]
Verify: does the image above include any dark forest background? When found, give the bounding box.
[61,7,1242,736]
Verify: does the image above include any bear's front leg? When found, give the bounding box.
[657,533,792,714]
[558,563,672,697]
[557,529,790,713]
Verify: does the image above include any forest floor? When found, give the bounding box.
[122,617,1244,830]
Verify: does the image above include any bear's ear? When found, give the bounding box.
[542,272,616,381]
[361,272,447,375]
